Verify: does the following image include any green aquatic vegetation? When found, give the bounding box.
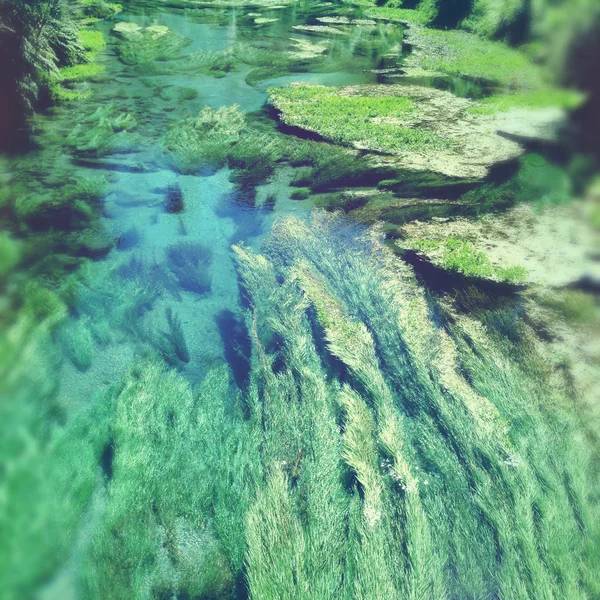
[152,307,191,366]
[227,131,287,186]
[290,186,311,200]
[269,84,450,152]
[362,5,431,24]
[49,25,107,102]
[0,309,113,600]
[460,153,572,214]
[80,0,123,18]
[14,176,106,230]
[537,289,598,325]
[57,62,105,83]
[0,232,22,279]
[313,191,369,213]
[80,362,252,600]
[410,28,546,88]
[166,241,214,294]
[71,258,166,341]
[178,86,199,101]
[57,316,95,371]
[69,226,114,258]
[407,235,527,282]
[180,49,236,77]
[115,25,192,67]
[79,28,107,57]
[469,87,586,114]
[66,104,137,156]
[163,105,245,172]
[232,212,600,598]
[7,213,599,598]
[463,0,531,43]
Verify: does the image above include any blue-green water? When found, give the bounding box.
[28,2,403,400]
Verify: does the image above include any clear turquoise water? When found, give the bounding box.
[24,2,404,402]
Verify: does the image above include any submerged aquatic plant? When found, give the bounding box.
[166,241,213,294]
[165,183,184,213]
[152,307,191,367]
[66,104,138,157]
[163,105,245,173]
[114,23,192,67]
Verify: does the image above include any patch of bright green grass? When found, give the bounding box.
[269,84,451,152]
[413,28,546,88]
[469,88,586,114]
[79,29,106,57]
[58,62,105,83]
[290,187,311,200]
[410,235,527,282]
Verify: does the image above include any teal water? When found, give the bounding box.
[16,2,405,404]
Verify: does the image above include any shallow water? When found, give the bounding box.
[10,1,410,405]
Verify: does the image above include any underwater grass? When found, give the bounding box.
[5,213,599,599]
[163,105,245,172]
[166,241,213,294]
[79,362,252,600]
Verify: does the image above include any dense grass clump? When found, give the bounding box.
[163,105,245,172]
[79,362,254,600]
[6,213,598,599]
[407,27,546,88]
[269,84,450,152]
[403,235,528,283]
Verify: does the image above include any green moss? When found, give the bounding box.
[79,29,106,56]
[50,85,92,102]
[269,84,451,152]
